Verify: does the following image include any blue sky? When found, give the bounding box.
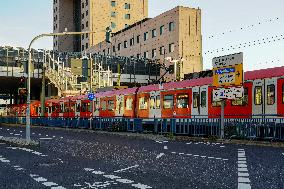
[0,0,284,71]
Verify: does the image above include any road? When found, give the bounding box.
[0,125,284,189]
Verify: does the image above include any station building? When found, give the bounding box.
[87,6,203,80]
[53,0,148,52]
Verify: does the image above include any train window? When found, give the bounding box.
[232,88,248,106]
[108,100,114,111]
[45,107,49,113]
[177,94,189,109]
[101,100,107,111]
[267,84,275,105]
[116,100,123,113]
[193,92,199,108]
[139,97,148,110]
[125,98,133,110]
[211,93,222,107]
[76,104,81,112]
[81,103,87,112]
[254,86,262,105]
[163,95,174,109]
[94,98,100,111]
[150,97,155,109]
[283,84,284,104]
[156,95,161,109]
[201,91,207,108]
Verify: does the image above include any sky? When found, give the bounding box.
[0,0,284,71]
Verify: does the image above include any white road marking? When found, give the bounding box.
[30,174,66,188]
[220,146,225,148]
[186,142,192,145]
[6,147,47,157]
[20,131,22,133]
[84,168,94,172]
[60,137,63,139]
[39,138,53,140]
[14,134,20,136]
[38,134,41,136]
[53,136,56,138]
[179,153,185,155]
[32,133,35,135]
[237,149,251,189]
[163,146,168,150]
[156,153,165,159]
[282,153,284,156]
[171,152,176,154]
[186,154,192,156]
[0,157,10,163]
[86,169,152,189]
[114,165,139,173]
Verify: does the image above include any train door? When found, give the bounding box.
[264,77,277,115]
[59,101,64,117]
[277,78,284,116]
[192,86,209,118]
[93,97,100,117]
[75,100,81,117]
[149,91,161,118]
[116,95,124,117]
[252,79,264,116]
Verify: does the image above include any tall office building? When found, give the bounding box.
[53,0,148,52]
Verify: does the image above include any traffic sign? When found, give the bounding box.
[213,87,244,101]
[212,52,243,68]
[212,64,243,87]
[88,93,95,101]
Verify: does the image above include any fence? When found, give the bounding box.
[0,116,284,141]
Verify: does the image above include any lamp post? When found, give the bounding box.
[26,31,96,144]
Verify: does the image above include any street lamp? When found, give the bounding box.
[25,30,97,144]
[165,57,186,81]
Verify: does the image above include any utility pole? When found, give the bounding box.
[40,50,46,117]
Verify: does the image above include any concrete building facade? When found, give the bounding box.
[87,6,203,79]
[53,0,148,52]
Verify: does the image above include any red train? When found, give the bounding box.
[7,66,284,119]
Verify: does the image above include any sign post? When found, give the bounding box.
[212,52,244,139]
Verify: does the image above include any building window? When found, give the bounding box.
[86,0,88,6]
[111,1,116,7]
[169,22,175,31]
[144,32,149,41]
[82,45,85,51]
[152,49,156,58]
[86,21,88,28]
[201,91,207,108]
[254,86,262,105]
[82,34,84,40]
[82,2,84,8]
[112,46,115,52]
[111,22,116,29]
[152,29,157,38]
[118,43,121,51]
[86,10,88,16]
[111,11,116,17]
[160,46,165,55]
[169,43,175,53]
[177,94,189,109]
[125,24,129,28]
[232,88,248,106]
[137,35,140,43]
[107,48,110,54]
[193,92,199,108]
[163,95,174,109]
[125,14,131,20]
[82,24,84,29]
[125,3,131,9]
[86,43,89,49]
[267,84,275,105]
[82,13,84,19]
[124,41,128,48]
[86,33,88,38]
[160,25,165,35]
[144,51,149,59]
[139,97,148,110]
[130,38,134,46]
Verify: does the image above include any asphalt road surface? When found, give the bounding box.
[0,125,284,189]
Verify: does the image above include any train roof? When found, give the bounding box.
[244,66,284,80]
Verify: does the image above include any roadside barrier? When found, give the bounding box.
[0,115,283,141]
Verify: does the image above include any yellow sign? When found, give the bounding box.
[213,63,243,87]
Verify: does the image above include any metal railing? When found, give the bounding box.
[0,115,284,141]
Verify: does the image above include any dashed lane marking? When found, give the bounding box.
[85,168,152,189]
[282,153,284,156]
[237,149,251,189]
[156,153,165,159]
[170,152,228,161]
[114,165,139,173]
[30,174,66,189]
[163,146,168,150]
[6,147,47,157]
[39,138,53,140]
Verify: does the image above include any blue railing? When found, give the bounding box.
[0,116,284,141]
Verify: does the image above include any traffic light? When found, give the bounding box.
[18,88,27,96]
[106,27,112,43]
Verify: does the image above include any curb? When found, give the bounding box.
[0,136,39,147]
